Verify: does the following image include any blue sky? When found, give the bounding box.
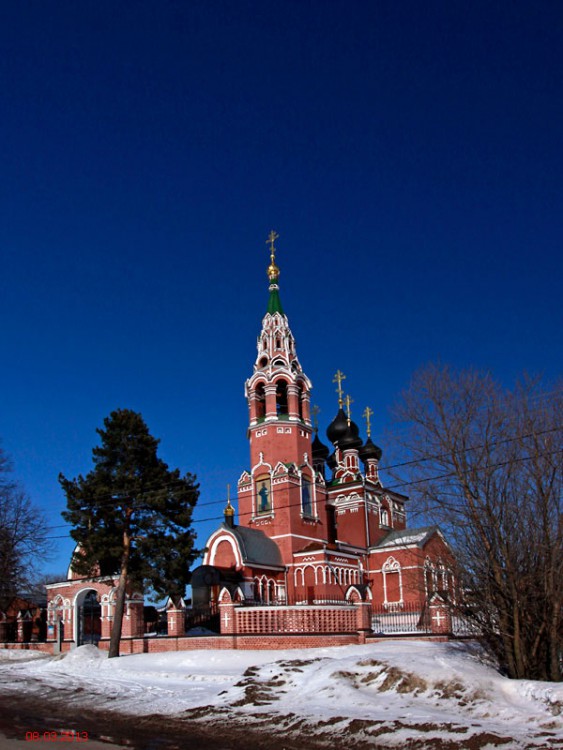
[1,1,562,577]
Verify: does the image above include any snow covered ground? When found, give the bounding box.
[0,641,561,749]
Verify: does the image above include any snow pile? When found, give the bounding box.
[0,649,48,662]
[1,640,561,748]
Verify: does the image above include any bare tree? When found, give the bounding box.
[391,366,562,681]
[0,447,51,610]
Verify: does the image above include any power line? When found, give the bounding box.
[45,423,562,517]
[45,446,561,541]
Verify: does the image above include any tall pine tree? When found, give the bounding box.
[60,409,199,658]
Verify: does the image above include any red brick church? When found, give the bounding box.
[39,234,456,652]
[195,233,455,622]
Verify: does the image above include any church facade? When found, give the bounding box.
[197,236,456,626]
[32,236,456,653]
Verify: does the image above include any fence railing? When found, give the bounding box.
[370,602,480,636]
[371,602,431,635]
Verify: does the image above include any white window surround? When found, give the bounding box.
[382,556,403,606]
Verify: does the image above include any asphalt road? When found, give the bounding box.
[0,692,309,750]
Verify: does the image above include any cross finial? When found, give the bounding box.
[332,370,346,408]
[224,483,235,520]
[344,394,354,424]
[266,230,280,282]
[363,406,374,437]
[266,230,279,261]
[311,404,321,432]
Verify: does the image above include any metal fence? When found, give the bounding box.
[370,602,480,637]
[371,602,432,635]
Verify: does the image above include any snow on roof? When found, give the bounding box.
[372,525,439,549]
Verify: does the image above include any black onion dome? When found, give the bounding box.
[338,420,363,451]
[326,408,349,445]
[359,436,383,462]
[312,432,330,461]
[327,451,337,471]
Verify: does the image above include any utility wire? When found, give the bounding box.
[45,424,562,518]
[45,446,562,540]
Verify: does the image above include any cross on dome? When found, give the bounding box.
[266,229,280,282]
[332,370,346,408]
[363,406,374,437]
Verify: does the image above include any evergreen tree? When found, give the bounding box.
[60,409,199,658]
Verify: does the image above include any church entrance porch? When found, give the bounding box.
[76,590,101,646]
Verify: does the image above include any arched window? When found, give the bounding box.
[276,380,288,415]
[268,580,276,603]
[383,557,402,605]
[298,383,304,420]
[255,474,272,514]
[255,383,266,419]
[424,559,434,597]
[301,475,313,517]
[380,508,389,527]
[436,562,448,595]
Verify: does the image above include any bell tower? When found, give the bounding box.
[237,233,323,554]
[246,231,313,464]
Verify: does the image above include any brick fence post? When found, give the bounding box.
[218,587,235,634]
[166,596,186,637]
[356,601,372,633]
[429,596,452,635]
[121,595,145,638]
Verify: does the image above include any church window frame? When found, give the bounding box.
[382,556,403,607]
[300,473,315,519]
[424,558,435,598]
[255,473,273,515]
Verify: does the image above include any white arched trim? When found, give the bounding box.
[204,531,243,569]
[345,585,363,602]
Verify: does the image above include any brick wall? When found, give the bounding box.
[0,630,455,655]
[99,632,361,652]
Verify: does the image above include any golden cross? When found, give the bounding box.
[311,404,320,431]
[344,394,354,423]
[363,406,373,437]
[227,483,230,502]
[266,230,279,263]
[332,370,346,408]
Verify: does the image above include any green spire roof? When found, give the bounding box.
[267,284,284,315]
[265,230,284,315]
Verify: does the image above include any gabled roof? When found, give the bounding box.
[220,523,284,568]
[371,526,441,550]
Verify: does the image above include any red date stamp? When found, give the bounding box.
[25,731,88,742]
